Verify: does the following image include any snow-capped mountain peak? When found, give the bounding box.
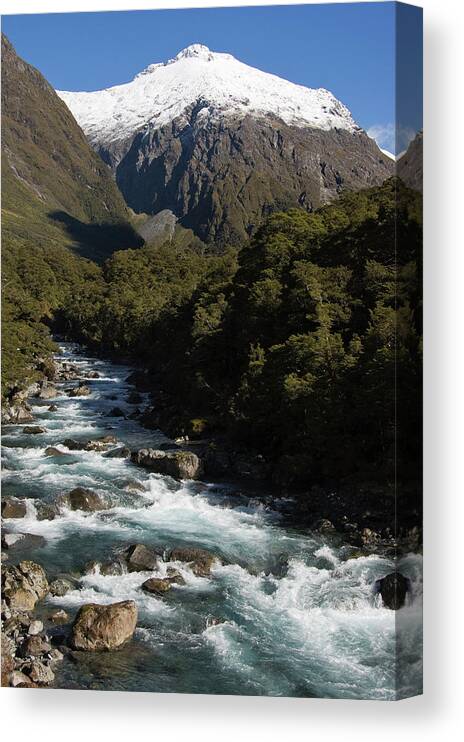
[57,44,360,147]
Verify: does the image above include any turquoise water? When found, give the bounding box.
[1,343,423,698]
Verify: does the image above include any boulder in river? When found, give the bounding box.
[22,425,46,435]
[48,404,59,412]
[62,438,84,450]
[67,385,91,397]
[84,559,126,576]
[104,446,131,459]
[131,448,203,480]
[142,577,172,595]
[48,578,73,597]
[58,487,108,513]
[2,560,49,612]
[168,547,220,577]
[1,497,27,519]
[376,572,410,610]
[124,543,158,572]
[84,435,118,451]
[166,567,186,585]
[44,446,67,457]
[70,600,138,651]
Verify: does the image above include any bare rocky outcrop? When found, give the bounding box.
[2,561,49,612]
[70,600,138,651]
[109,112,393,248]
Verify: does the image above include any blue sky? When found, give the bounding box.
[2,2,422,154]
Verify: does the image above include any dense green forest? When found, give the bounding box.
[55,178,422,492]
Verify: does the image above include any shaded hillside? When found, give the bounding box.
[397,131,423,192]
[1,35,142,395]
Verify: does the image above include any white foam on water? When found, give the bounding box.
[50,570,176,619]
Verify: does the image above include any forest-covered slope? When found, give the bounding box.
[1,34,142,395]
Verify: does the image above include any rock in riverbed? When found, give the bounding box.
[142,577,172,595]
[376,572,410,610]
[1,497,27,519]
[57,487,108,512]
[70,601,138,651]
[44,446,67,457]
[22,426,46,435]
[124,543,158,572]
[1,532,46,552]
[67,385,91,397]
[169,547,220,577]
[131,448,203,480]
[48,578,73,597]
[2,561,49,612]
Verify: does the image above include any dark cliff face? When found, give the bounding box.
[397,131,423,193]
[1,33,141,260]
[96,106,394,247]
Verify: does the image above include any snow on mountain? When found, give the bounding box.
[57,43,360,146]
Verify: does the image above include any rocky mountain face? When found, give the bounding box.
[58,44,394,247]
[397,131,423,192]
[1,34,140,261]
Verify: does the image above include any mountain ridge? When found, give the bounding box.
[57,44,394,246]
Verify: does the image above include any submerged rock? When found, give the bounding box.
[1,497,27,519]
[376,572,410,610]
[131,448,203,480]
[168,547,220,577]
[22,425,46,435]
[48,404,59,412]
[70,600,137,651]
[1,532,46,552]
[44,446,67,457]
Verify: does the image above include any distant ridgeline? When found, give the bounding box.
[1,34,142,396]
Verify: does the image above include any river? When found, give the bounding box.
[1,343,423,699]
